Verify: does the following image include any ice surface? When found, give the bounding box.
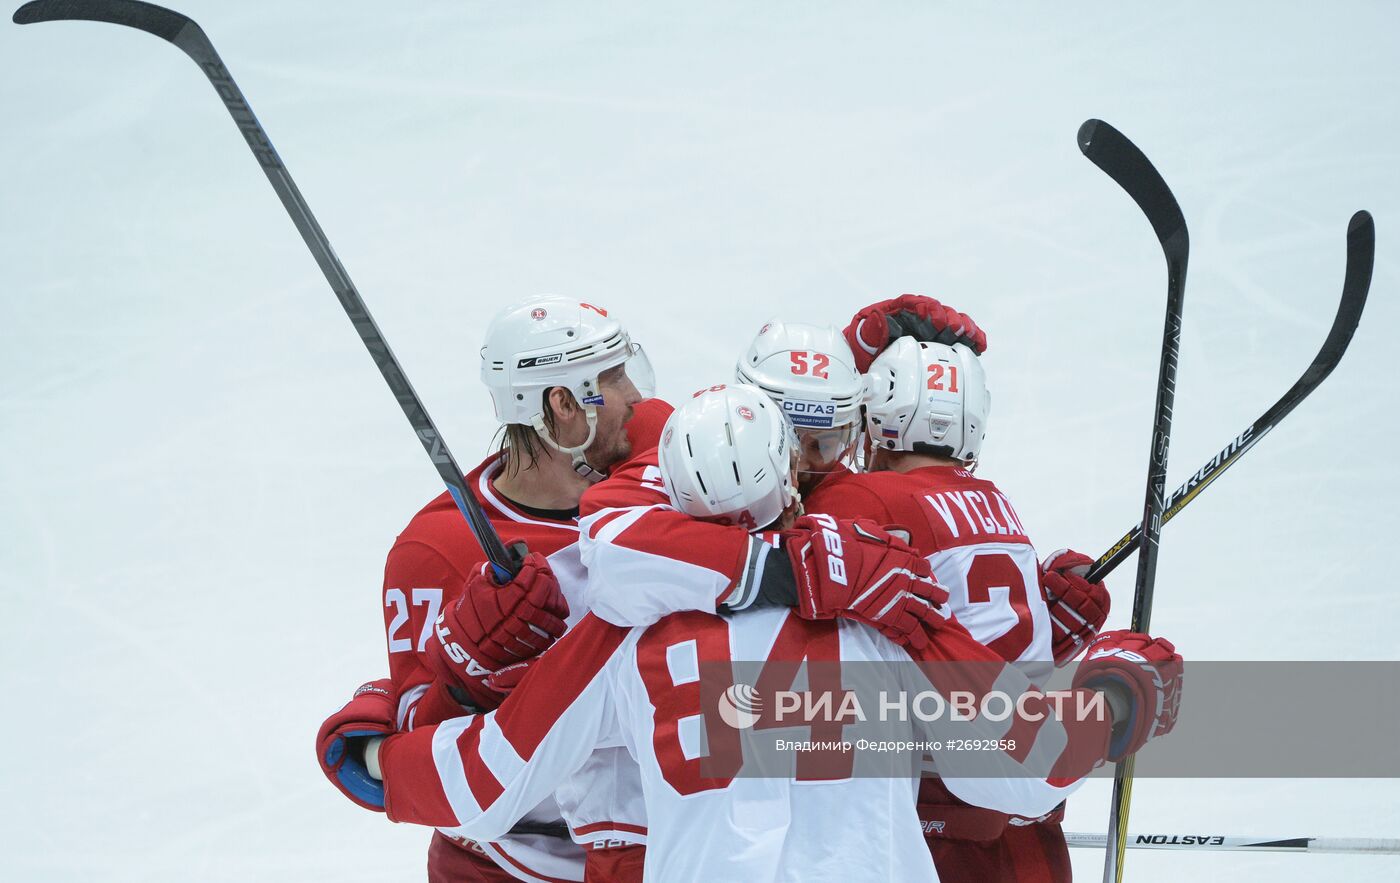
[2,1,1397,880]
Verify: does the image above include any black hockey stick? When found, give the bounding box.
[14,0,522,581]
[1086,209,1374,584]
[1077,119,1188,883]
[1065,831,1400,855]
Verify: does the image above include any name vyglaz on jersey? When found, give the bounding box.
[922,488,1027,541]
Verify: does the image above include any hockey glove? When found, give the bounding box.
[425,546,569,688]
[316,679,395,812]
[484,658,538,696]
[1040,548,1111,666]
[785,513,950,650]
[843,293,987,372]
[1073,630,1183,761]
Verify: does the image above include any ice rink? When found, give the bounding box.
[3,2,1397,880]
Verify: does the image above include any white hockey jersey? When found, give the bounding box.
[376,609,1110,883]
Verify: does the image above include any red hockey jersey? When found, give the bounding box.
[805,465,1053,669]
[377,398,672,881]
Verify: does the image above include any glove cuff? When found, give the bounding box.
[323,734,388,811]
[719,535,797,612]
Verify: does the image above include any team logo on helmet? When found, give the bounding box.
[737,406,755,422]
[530,307,547,321]
[758,323,771,335]
[663,428,673,447]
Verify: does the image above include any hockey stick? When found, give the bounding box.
[1065,832,1400,856]
[1085,209,1374,583]
[1078,119,1188,883]
[13,0,522,581]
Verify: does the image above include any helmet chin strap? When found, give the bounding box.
[533,407,608,483]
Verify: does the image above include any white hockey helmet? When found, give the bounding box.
[657,383,799,531]
[864,337,989,467]
[734,321,864,465]
[480,295,654,475]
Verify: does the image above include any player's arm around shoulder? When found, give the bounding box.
[315,616,630,827]
[902,622,1183,818]
[900,628,1106,819]
[376,614,632,837]
[579,455,767,626]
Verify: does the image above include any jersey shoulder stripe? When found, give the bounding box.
[494,615,630,759]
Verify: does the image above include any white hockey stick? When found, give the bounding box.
[1064,832,1400,855]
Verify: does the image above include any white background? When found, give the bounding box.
[2,2,1397,880]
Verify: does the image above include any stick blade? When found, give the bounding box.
[1306,209,1374,379]
[1346,208,1375,286]
[14,0,194,43]
[1339,209,1373,325]
[1078,119,1189,261]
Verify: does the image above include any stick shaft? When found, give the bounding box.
[1066,832,1400,855]
[1077,119,1190,883]
[1086,210,1373,584]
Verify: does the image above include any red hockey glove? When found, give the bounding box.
[484,658,538,696]
[784,513,950,650]
[1073,630,1183,761]
[425,547,569,687]
[1040,548,1111,666]
[843,293,987,372]
[316,679,395,812]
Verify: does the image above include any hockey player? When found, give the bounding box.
[319,294,968,881]
[349,293,658,882]
[332,384,1183,882]
[807,336,1111,881]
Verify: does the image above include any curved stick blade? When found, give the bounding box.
[1079,119,1189,262]
[1310,210,1374,381]
[14,0,193,42]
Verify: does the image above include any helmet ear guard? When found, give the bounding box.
[530,405,604,481]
